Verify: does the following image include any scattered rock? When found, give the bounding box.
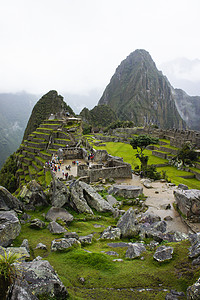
[153,245,173,262]
[79,277,85,284]
[105,251,119,256]
[116,208,139,238]
[47,221,67,234]
[125,243,146,259]
[100,226,121,240]
[107,242,130,248]
[93,224,105,228]
[21,239,30,253]
[187,277,200,299]
[178,183,189,190]
[106,195,118,207]
[51,238,80,251]
[113,259,123,262]
[165,290,185,300]
[35,243,47,250]
[139,212,161,224]
[143,179,153,189]
[0,210,21,247]
[46,207,73,224]
[0,186,24,211]
[2,246,30,261]
[64,232,79,239]
[21,212,31,222]
[30,218,46,229]
[79,234,93,244]
[151,220,167,233]
[164,216,173,221]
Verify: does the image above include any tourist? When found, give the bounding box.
[65,172,68,180]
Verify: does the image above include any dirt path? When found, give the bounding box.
[116,175,192,234]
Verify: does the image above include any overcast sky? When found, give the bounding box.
[1,0,200,108]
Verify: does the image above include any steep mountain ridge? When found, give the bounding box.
[23,90,75,140]
[98,49,186,129]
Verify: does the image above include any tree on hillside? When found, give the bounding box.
[130,135,159,170]
[173,142,198,167]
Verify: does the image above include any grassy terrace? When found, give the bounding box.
[92,141,200,189]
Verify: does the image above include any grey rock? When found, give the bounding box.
[189,233,200,259]
[46,207,73,223]
[143,180,152,188]
[187,277,200,299]
[0,186,24,211]
[116,208,139,238]
[192,256,200,266]
[153,245,173,262]
[164,216,173,221]
[125,243,146,259]
[148,241,159,250]
[178,183,189,190]
[151,220,167,233]
[51,238,80,251]
[113,259,123,262]
[30,218,45,229]
[21,213,31,221]
[79,234,93,244]
[21,239,30,253]
[107,242,129,248]
[0,210,21,247]
[49,177,70,208]
[100,226,121,240]
[70,181,93,214]
[7,280,38,300]
[105,251,119,256]
[19,180,48,208]
[35,243,47,250]
[161,203,171,210]
[19,259,68,299]
[139,212,161,224]
[174,189,200,222]
[47,221,67,234]
[63,231,79,239]
[165,290,185,300]
[79,181,114,213]
[108,184,143,198]
[106,195,118,207]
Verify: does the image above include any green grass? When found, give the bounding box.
[45,170,52,186]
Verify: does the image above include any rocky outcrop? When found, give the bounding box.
[0,186,24,211]
[116,208,139,238]
[45,207,73,224]
[125,243,146,259]
[30,218,46,229]
[174,189,200,222]
[0,211,21,247]
[108,185,143,199]
[49,177,70,208]
[79,234,93,244]
[19,180,48,209]
[70,181,93,214]
[79,181,114,213]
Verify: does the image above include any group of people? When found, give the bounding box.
[88,153,94,161]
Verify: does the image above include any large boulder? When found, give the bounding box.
[125,243,146,259]
[116,208,139,238]
[188,233,200,259]
[18,258,68,299]
[0,186,24,211]
[46,207,73,224]
[0,211,21,247]
[79,181,114,213]
[173,189,200,222]
[19,180,48,208]
[108,184,143,199]
[49,177,70,208]
[70,181,93,214]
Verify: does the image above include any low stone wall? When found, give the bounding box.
[152,151,167,159]
[89,165,132,182]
